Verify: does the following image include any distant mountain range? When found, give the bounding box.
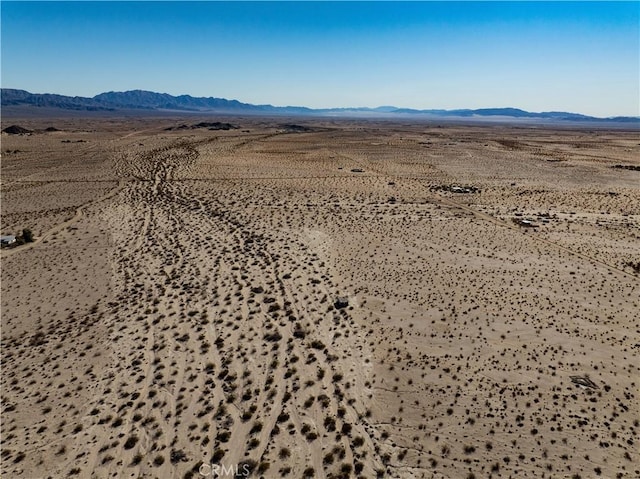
[2,88,638,123]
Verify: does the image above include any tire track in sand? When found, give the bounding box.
[65,137,387,478]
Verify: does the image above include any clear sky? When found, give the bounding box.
[1,1,638,117]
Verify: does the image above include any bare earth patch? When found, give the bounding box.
[2,118,638,478]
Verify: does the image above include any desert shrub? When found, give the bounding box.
[247,438,260,449]
[463,445,476,454]
[279,447,291,459]
[170,449,187,464]
[238,460,258,476]
[324,417,336,431]
[22,229,33,243]
[264,331,282,342]
[124,435,138,450]
[277,412,289,423]
[211,449,225,463]
[250,421,263,434]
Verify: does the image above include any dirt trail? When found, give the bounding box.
[61,136,385,478]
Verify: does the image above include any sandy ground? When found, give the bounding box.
[1,117,639,479]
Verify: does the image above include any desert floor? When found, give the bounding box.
[1,117,639,479]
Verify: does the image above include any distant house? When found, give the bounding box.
[570,375,598,390]
[1,235,16,246]
[515,219,539,228]
[446,185,479,194]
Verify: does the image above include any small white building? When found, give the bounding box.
[1,235,16,245]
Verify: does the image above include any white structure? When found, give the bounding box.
[1,235,16,245]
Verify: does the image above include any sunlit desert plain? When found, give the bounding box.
[1,116,639,479]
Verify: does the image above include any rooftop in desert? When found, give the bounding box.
[1,115,638,478]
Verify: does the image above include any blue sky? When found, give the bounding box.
[1,2,638,116]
